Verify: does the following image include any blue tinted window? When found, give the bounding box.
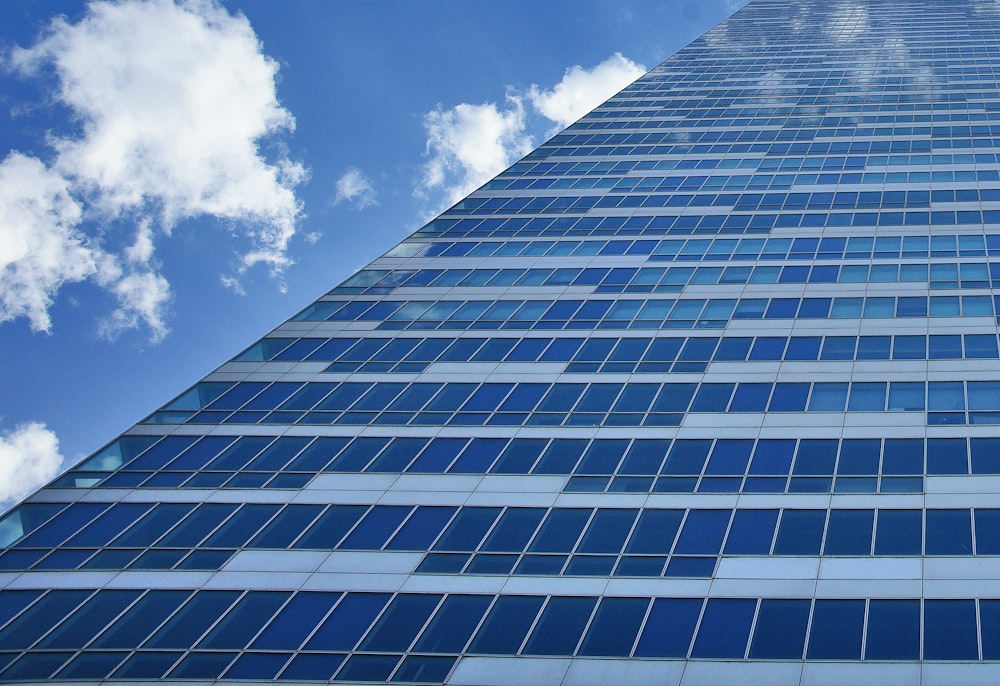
[824,510,873,555]
[414,595,491,653]
[808,600,864,659]
[691,598,756,658]
[674,510,730,554]
[924,600,978,661]
[866,600,919,660]
[306,593,390,650]
[469,596,544,654]
[749,599,809,659]
[523,596,596,655]
[252,592,340,650]
[359,594,441,652]
[578,597,649,657]
[724,510,777,554]
[634,598,701,658]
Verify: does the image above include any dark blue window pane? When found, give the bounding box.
[294,505,368,549]
[634,598,702,657]
[774,510,826,555]
[249,505,324,548]
[145,591,240,649]
[360,594,441,652]
[306,593,391,650]
[704,440,754,475]
[619,440,669,475]
[577,509,638,553]
[808,600,865,659]
[198,591,289,649]
[662,440,711,475]
[927,438,968,475]
[749,599,810,659]
[392,656,456,683]
[56,652,130,680]
[414,595,491,653]
[691,598,756,658]
[202,504,280,548]
[626,510,683,554]
[924,600,978,660]
[674,510,730,554]
[578,597,649,657]
[824,510,873,555]
[875,510,922,555]
[529,509,590,552]
[724,510,777,554]
[469,596,544,654]
[386,507,456,551]
[480,509,545,552]
[224,653,290,680]
[1,653,73,681]
[976,509,1000,554]
[925,509,972,555]
[866,600,920,660]
[749,440,795,475]
[279,654,345,681]
[340,506,412,550]
[252,592,341,650]
[0,589,90,650]
[432,508,500,551]
[336,655,399,682]
[37,589,141,649]
[523,596,597,655]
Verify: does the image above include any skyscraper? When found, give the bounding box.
[7,0,1000,682]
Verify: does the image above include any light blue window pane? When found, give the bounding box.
[808,383,848,411]
[848,383,887,412]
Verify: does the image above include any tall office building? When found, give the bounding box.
[6,0,1000,682]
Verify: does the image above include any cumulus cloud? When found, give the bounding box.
[528,52,646,132]
[1,0,304,339]
[0,422,63,504]
[0,153,102,332]
[417,54,645,209]
[420,93,533,207]
[334,167,378,209]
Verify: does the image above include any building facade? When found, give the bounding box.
[4,0,1000,683]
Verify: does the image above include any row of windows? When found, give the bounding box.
[389,233,999,262]
[500,152,1000,180]
[5,589,1000,683]
[446,190,1000,219]
[48,433,998,502]
[464,184,1000,218]
[17,499,1000,573]
[237,333,1000,372]
[144,378,1000,428]
[488,167,990,193]
[527,132,998,162]
[419,207,1000,238]
[293,294,997,330]
[339,261,1000,296]
[541,125,1000,151]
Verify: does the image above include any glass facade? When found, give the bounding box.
[7,0,1000,682]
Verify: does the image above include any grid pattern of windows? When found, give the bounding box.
[7,0,1000,683]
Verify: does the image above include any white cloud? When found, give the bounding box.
[420,93,534,207]
[2,0,305,339]
[334,167,377,209]
[528,52,646,132]
[416,53,645,211]
[0,422,63,504]
[0,152,101,332]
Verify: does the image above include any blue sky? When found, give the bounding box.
[0,0,744,507]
